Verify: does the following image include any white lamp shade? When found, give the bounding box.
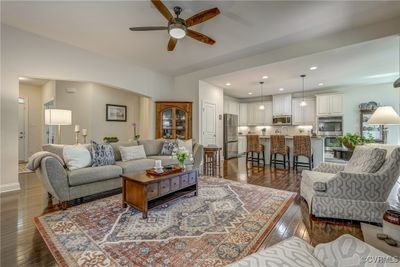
[368,106,400,125]
[45,109,72,125]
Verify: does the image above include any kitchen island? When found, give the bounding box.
[258,136,325,168]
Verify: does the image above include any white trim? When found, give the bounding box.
[0,183,21,193]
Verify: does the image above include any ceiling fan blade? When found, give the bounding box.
[168,38,177,51]
[151,0,175,22]
[185,7,220,27]
[129,26,168,31]
[187,30,215,45]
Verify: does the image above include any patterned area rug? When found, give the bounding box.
[34,176,295,266]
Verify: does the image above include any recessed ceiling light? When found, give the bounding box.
[262,75,269,79]
[279,88,284,91]
[310,66,318,70]
[18,77,27,80]
[318,82,324,86]
[225,82,231,86]
[248,92,253,95]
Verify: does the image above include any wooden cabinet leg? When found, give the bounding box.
[60,201,68,210]
[47,192,54,209]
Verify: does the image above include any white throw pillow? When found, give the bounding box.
[177,139,193,153]
[63,144,92,170]
[119,145,147,162]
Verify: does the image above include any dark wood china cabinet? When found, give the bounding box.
[156,101,192,140]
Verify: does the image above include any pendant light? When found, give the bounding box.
[259,81,265,110]
[394,35,400,88]
[300,74,307,107]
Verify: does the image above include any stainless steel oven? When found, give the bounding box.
[318,116,342,136]
[273,116,292,126]
[324,136,339,152]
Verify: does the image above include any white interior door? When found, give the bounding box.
[18,98,27,162]
[202,101,216,146]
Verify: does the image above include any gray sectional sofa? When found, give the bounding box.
[37,139,203,207]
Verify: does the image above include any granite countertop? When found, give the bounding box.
[238,134,324,140]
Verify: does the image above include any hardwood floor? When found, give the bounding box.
[3,157,389,266]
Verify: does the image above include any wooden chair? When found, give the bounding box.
[246,135,265,166]
[293,135,313,171]
[270,135,290,169]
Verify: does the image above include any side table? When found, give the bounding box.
[203,146,222,177]
[360,223,400,257]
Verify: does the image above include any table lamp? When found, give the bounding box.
[45,109,72,144]
[368,106,400,144]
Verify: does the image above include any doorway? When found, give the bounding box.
[202,101,217,146]
[44,100,55,144]
[18,97,28,162]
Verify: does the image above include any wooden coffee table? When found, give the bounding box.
[121,167,198,219]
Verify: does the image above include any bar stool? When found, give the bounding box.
[246,135,265,166]
[270,135,290,169]
[293,135,313,171]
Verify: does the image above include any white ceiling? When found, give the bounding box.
[205,36,399,98]
[2,1,400,75]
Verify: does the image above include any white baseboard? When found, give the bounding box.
[0,183,21,193]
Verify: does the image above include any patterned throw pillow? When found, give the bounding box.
[91,141,115,167]
[160,140,178,155]
[344,146,386,173]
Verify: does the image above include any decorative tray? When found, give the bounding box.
[146,165,183,177]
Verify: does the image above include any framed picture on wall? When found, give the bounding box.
[106,104,127,122]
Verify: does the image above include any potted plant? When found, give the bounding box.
[172,147,190,169]
[336,133,374,150]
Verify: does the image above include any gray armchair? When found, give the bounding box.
[301,145,400,223]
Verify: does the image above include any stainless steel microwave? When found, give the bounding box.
[273,116,292,125]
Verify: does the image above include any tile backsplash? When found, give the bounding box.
[238,125,314,136]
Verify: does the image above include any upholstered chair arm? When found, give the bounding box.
[312,162,346,174]
[315,171,393,202]
[36,156,70,201]
[192,143,204,170]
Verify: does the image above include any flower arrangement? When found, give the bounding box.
[131,122,140,141]
[172,147,190,168]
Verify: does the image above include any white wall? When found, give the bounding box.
[19,84,43,157]
[172,17,400,144]
[334,83,400,144]
[1,25,173,192]
[198,80,224,147]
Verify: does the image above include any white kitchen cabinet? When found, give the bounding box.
[239,103,247,126]
[224,99,240,115]
[292,98,316,125]
[247,103,258,125]
[316,93,343,116]
[273,94,292,116]
[263,101,273,125]
[329,94,343,115]
[238,135,247,155]
[247,102,272,125]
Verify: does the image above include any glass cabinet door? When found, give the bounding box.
[175,109,186,139]
[162,108,173,139]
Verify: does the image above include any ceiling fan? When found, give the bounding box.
[129,0,220,51]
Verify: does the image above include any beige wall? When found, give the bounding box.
[55,81,143,144]
[1,25,173,192]
[19,84,43,157]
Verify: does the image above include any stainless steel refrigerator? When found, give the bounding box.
[223,114,239,159]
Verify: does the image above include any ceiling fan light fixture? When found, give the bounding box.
[168,23,186,39]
